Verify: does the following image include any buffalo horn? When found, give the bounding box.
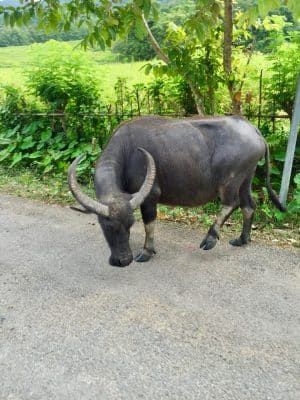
[68,155,110,217]
[130,148,156,210]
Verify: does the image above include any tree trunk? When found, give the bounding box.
[223,0,241,114]
[223,0,232,79]
[185,77,205,116]
[141,14,205,116]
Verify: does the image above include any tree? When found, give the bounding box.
[1,0,299,115]
[223,0,239,113]
[265,31,300,119]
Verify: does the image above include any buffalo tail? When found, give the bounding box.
[264,141,286,212]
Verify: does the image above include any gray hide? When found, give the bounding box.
[68,116,285,267]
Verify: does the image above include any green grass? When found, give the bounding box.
[0,41,275,104]
[0,42,151,101]
[0,165,73,204]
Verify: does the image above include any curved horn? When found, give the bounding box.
[68,155,109,217]
[130,148,156,210]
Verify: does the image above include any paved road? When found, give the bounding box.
[0,194,299,400]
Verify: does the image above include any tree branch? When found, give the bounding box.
[141,13,170,65]
[223,0,233,77]
[141,13,205,116]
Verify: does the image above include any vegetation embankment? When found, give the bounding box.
[0,165,298,248]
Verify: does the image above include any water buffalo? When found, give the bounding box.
[68,115,285,267]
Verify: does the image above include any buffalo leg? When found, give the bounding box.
[200,204,236,250]
[230,176,256,246]
[200,184,240,250]
[135,200,157,263]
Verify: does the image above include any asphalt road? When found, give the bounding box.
[0,194,299,400]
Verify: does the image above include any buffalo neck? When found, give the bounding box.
[94,142,126,199]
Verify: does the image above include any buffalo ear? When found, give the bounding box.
[130,148,156,209]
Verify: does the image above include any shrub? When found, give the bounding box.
[0,41,115,178]
[25,40,105,142]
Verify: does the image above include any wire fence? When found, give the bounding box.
[13,110,291,135]
[4,68,293,138]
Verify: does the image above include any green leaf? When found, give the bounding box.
[273,150,286,161]
[9,12,15,28]
[135,18,146,40]
[143,0,151,18]
[23,121,42,135]
[246,5,259,25]
[22,10,32,26]
[44,164,54,174]
[271,166,281,175]
[151,2,159,21]
[0,149,11,162]
[10,152,23,167]
[143,63,153,75]
[7,125,20,137]
[0,137,11,145]
[28,152,42,159]
[57,161,68,171]
[294,173,300,186]
[7,143,17,153]
[3,12,10,26]
[48,149,62,161]
[107,16,119,26]
[15,10,23,28]
[42,155,52,166]
[20,136,36,150]
[40,130,52,142]
[258,0,280,17]
[287,0,300,19]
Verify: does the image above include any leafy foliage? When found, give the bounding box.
[0,41,116,179]
[288,173,300,213]
[0,0,299,116]
[264,31,300,119]
[0,98,101,178]
[0,20,87,47]
[26,41,97,110]
[112,21,162,61]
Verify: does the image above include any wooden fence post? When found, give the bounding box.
[279,75,300,206]
[135,89,141,116]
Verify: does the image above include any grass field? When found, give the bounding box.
[0,40,273,103]
[0,42,151,101]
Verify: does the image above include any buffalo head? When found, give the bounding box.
[68,148,156,267]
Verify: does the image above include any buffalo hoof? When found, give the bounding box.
[229,237,249,247]
[134,248,156,263]
[200,235,218,251]
[109,254,133,267]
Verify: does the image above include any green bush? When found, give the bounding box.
[25,40,105,141]
[288,173,300,214]
[264,31,300,119]
[0,41,117,179]
[0,112,101,178]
